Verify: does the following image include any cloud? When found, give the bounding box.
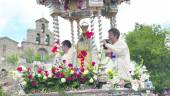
[117,0,170,33]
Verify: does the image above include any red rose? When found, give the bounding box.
[17,66,22,72]
[59,66,63,69]
[52,68,58,74]
[27,67,31,72]
[51,46,57,53]
[31,81,37,87]
[56,72,64,78]
[28,74,33,79]
[80,77,86,84]
[80,67,84,72]
[44,71,49,77]
[92,61,95,66]
[85,31,94,39]
[81,50,87,57]
[62,60,66,64]
[66,77,73,81]
[68,63,73,67]
[37,68,43,74]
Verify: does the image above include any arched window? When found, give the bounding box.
[46,34,50,46]
[36,33,40,44]
[41,24,45,33]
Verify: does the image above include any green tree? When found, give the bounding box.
[34,52,41,61]
[125,24,170,93]
[24,48,34,63]
[6,53,19,65]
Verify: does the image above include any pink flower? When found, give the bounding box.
[31,81,37,87]
[92,61,95,66]
[17,66,22,72]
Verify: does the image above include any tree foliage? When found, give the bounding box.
[125,24,170,93]
[6,53,19,65]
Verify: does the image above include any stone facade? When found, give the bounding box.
[0,37,19,66]
[0,18,54,66]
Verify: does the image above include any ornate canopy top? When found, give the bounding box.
[36,0,130,19]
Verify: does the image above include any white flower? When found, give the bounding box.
[48,73,52,78]
[43,76,47,80]
[61,78,66,83]
[83,70,89,75]
[93,75,98,80]
[21,81,27,86]
[92,70,97,74]
[38,74,41,77]
[70,70,74,74]
[89,78,94,83]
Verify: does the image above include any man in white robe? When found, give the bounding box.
[103,28,131,80]
[61,40,77,66]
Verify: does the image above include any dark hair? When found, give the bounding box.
[62,40,72,48]
[108,28,120,39]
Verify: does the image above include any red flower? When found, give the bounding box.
[27,67,31,72]
[31,81,37,87]
[92,61,95,66]
[17,66,22,72]
[62,60,66,64]
[85,31,94,39]
[51,46,57,53]
[37,68,43,74]
[80,67,84,72]
[74,73,81,78]
[81,50,87,57]
[52,68,59,74]
[80,77,86,84]
[68,63,73,67]
[59,66,63,69]
[28,74,33,79]
[66,77,73,81]
[56,72,64,78]
[44,71,49,77]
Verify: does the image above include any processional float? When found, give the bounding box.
[36,0,130,84]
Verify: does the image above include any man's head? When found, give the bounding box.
[61,40,72,53]
[108,28,120,43]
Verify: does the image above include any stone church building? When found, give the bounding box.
[0,18,54,66]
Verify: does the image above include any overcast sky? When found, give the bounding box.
[0,0,170,44]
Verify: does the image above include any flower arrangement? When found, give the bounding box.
[15,60,98,94]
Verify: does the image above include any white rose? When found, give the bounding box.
[38,74,41,77]
[70,70,74,74]
[83,70,89,75]
[93,75,98,80]
[48,73,52,78]
[43,76,47,80]
[89,78,94,83]
[61,78,66,83]
[21,81,27,86]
